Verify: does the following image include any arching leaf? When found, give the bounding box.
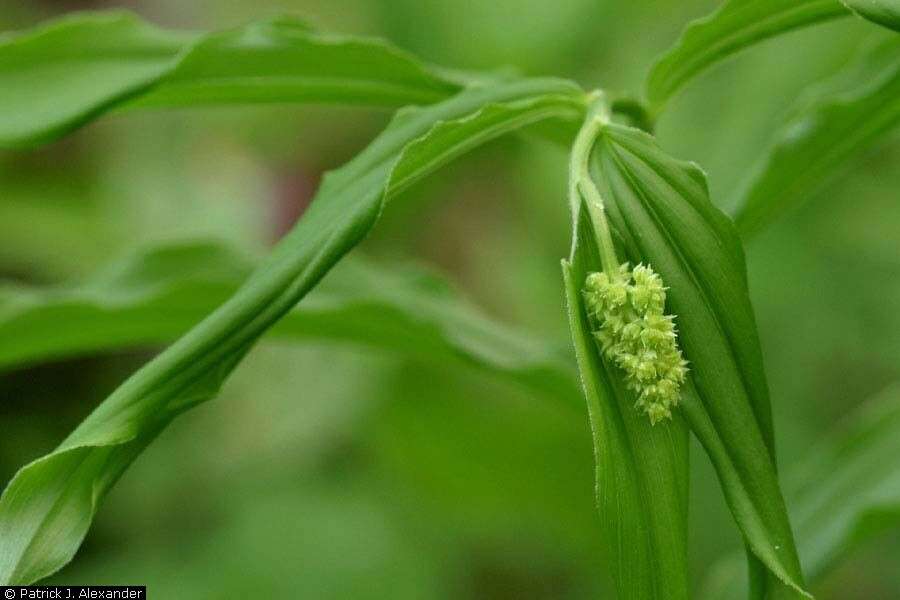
[0,12,463,148]
[0,78,585,584]
[733,38,900,236]
[646,0,849,108]
[0,241,580,403]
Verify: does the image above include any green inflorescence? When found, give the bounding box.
[583,262,688,424]
[570,92,687,424]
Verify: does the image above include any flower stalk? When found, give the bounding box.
[570,93,688,424]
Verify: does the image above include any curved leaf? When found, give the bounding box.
[563,214,690,600]
[0,12,187,147]
[0,12,463,148]
[646,0,849,108]
[733,38,900,236]
[0,78,586,584]
[128,16,464,109]
[590,123,809,598]
[0,240,580,403]
[843,0,900,31]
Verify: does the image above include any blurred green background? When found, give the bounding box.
[1,1,898,598]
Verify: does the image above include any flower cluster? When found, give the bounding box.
[583,263,688,424]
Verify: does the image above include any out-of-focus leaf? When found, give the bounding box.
[645,0,849,108]
[588,123,809,598]
[789,383,900,580]
[371,364,597,554]
[128,16,464,108]
[54,478,452,600]
[0,12,187,147]
[843,0,900,31]
[562,215,690,600]
[0,240,579,403]
[733,39,900,236]
[0,78,586,584]
[0,11,463,148]
[702,384,900,598]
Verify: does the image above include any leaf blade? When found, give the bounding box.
[702,383,900,597]
[563,212,690,599]
[645,0,849,108]
[591,123,810,598]
[843,0,900,31]
[732,38,900,236]
[790,383,900,580]
[0,241,580,404]
[0,11,189,147]
[128,16,464,109]
[0,12,464,148]
[0,79,585,584]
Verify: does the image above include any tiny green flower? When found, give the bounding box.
[583,262,688,424]
[570,93,687,424]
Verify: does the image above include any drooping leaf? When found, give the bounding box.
[702,383,900,598]
[0,12,187,148]
[563,213,690,600]
[732,38,900,236]
[587,122,809,598]
[0,11,463,148]
[0,78,586,584]
[0,240,579,404]
[128,16,464,109]
[843,0,900,31]
[645,0,850,108]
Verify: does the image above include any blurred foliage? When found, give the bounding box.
[1,0,898,598]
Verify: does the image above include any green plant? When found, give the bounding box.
[1,3,899,598]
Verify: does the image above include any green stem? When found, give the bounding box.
[569,91,620,278]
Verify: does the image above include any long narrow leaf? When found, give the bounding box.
[590,123,809,598]
[0,12,463,148]
[0,78,585,584]
[128,16,464,109]
[0,241,580,403]
[733,38,900,236]
[645,0,849,108]
[563,209,690,600]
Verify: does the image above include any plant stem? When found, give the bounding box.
[569,92,620,278]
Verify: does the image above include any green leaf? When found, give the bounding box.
[789,383,900,580]
[732,38,900,236]
[0,78,585,584]
[645,0,849,108]
[127,15,464,109]
[0,12,186,148]
[843,0,900,31]
[702,383,900,597]
[588,123,809,598]
[563,221,690,600]
[560,97,689,599]
[0,240,580,404]
[0,11,463,148]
